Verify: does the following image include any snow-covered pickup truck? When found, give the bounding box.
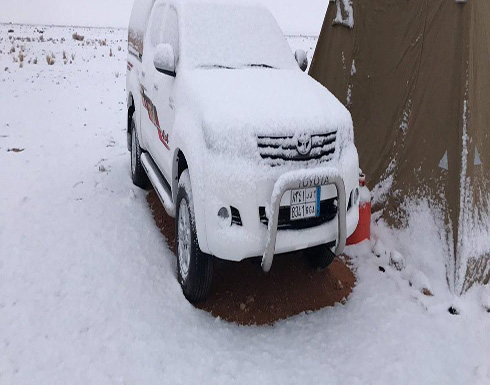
[126,0,360,302]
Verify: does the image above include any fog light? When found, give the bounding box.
[218,207,231,228]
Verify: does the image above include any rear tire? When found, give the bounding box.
[176,170,213,303]
[305,244,336,269]
[130,118,149,188]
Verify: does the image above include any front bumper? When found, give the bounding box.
[199,145,360,265]
[261,169,347,272]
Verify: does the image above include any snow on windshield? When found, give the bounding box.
[180,2,298,70]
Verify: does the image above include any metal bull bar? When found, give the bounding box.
[261,169,347,273]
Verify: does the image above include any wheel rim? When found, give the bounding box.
[178,199,191,281]
[131,128,137,175]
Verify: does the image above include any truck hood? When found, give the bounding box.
[178,69,353,158]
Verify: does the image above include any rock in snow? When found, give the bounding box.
[409,271,433,296]
[389,251,406,271]
[373,239,389,259]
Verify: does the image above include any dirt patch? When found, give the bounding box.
[148,190,176,252]
[147,190,355,326]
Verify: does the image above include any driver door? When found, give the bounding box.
[142,3,178,183]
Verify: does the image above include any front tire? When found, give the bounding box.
[176,170,213,303]
[130,119,149,188]
[305,244,336,269]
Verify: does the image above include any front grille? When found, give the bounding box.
[257,131,337,166]
[259,197,338,230]
[231,206,242,226]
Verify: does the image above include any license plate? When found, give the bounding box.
[290,186,321,221]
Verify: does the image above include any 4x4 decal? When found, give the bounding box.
[141,86,170,150]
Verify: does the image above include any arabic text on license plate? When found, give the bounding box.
[290,186,321,221]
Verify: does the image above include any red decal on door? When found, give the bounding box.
[141,86,170,150]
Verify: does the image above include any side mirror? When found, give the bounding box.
[154,43,176,77]
[295,49,308,72]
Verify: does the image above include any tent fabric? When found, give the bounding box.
[310,0,490,293]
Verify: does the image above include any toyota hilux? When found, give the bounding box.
[126,0,360,302]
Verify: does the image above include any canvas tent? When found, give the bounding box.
[310,0,490,293]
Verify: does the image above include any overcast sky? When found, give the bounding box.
[0,0,327,36]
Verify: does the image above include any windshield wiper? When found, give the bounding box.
[245,64,276,69]
[198,64,235,70]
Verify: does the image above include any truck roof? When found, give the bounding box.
[129,0,266,34]
[129,0,295,71]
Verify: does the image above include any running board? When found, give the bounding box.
[141,153,176,217]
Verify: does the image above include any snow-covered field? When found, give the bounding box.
[1,24,489,384]
[1,0,327,36]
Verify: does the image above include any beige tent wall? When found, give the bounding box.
[459,0,490,291]
[310,0,490,293]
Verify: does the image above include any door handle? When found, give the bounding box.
[141,71,146,78]
[169,96,175,110]
[154,84,158,91]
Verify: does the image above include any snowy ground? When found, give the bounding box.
[1,25,489,384]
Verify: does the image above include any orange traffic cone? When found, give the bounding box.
[346,174,371,245]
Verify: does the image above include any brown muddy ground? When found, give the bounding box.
[147,190,355,326]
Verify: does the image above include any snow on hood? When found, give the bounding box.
[177,69,354,158]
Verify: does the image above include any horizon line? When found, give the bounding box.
[0,21,319,38]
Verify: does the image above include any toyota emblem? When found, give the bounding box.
[296,134,312,156]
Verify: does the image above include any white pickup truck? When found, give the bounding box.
[127,0,360,302]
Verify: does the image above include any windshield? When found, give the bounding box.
[180,3,298,70]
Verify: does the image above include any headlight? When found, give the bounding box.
[336,125,355,159]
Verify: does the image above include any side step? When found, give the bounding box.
[141,153,176,217]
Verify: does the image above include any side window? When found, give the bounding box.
[148,4,179,63]
[149,4,165,48]
[161,7,179,63]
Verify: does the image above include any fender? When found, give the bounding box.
[171,112,211,255]
[126,64,147,150]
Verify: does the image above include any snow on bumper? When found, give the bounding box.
[200,145,359,264]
